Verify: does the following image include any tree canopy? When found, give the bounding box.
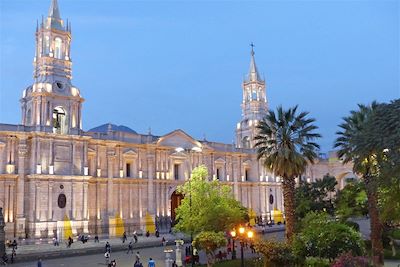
[295,174,337,220]
[174,165,247,236]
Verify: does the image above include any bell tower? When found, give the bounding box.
[20,0,83,135]
[236,45,268,148]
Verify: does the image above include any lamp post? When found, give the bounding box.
[230,230,237,260]
[175,146,202,267]
[230,226,254,267]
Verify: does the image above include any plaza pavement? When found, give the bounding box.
[7,225,285,264]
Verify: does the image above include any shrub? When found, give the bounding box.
[254,239,295,267]
[292,212,365,261]
[193,231,227,267]
[344,221,360,232]
[305,257,330,267]
[330,252,372,267]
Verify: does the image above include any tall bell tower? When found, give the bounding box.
[236,45,268,149]
[20,0,83,135]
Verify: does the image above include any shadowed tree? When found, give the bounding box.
[334,102,385,266]
[254,105,321,242]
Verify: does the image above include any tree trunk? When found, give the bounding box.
[364,176,384,267]
[282,176,296,243]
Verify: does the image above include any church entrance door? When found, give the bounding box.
[170,191,184,225]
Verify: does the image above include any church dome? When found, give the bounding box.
[88,123,137,134]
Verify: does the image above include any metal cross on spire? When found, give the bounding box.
[250,42,255,55]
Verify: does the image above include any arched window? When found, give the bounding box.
[54,37,62,59]
[26,108,32,125]
[252,90,257,100]
[242,136,250,149]
[53,106,67,134]
[45,36,50,54]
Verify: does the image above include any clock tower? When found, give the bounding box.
[20,0,83,135]
[236,45,268,148]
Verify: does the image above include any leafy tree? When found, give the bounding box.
[334,101,400,266]
[335,180,368,221]
[295,174,337,220]
[255,105,321,242]
[174,165,246,236]
[193,231,227,267]
[292,212,365,262]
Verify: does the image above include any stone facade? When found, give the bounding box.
[0,0,355,239]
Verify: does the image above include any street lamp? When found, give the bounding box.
[230,226,254,267]
[230,230,237,260]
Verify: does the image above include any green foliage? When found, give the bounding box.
[193,231,227,267]
[378,176,400,225]
[330,252,372,267]
[254,105,321,241]
[174,165,246,236]
[292,212,365,261]
[304,257,330,267]
[254,239,295,267]
[295,174,337,220]
[343,221,360,232]
[199,259,261,267]
[334,99,400,225]
[254,105,321,179]
[335,180,368,221]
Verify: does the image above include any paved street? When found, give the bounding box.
[10,231,285,267]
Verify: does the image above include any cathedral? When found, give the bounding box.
[0,0,354,239]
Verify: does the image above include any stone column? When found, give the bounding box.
[83,182,88,220]
[0,208,5,258]
[147,153,155,215]
[232,157,239,200]
[164,249,174,267]
[107,149,116,236]
[107,150,115,216]
[16,141,27,237]
[175,240,184,267]
[47,182,54,237]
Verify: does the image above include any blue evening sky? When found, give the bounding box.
[0,0,399,153]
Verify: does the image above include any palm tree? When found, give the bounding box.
[254,105,321,242]
[334,102,384,266]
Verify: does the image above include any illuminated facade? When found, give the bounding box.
[0,0,354,239]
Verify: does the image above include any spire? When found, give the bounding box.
[246,43,262,83]
[45,0,64,30]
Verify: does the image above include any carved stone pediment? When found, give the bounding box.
[123,149,138,157]
[157,129,203,150]
[215,157,226,164]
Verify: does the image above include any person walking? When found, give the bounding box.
[122,232,127,243]
[94,235,99,243]
[133,231,138,243]
[135,251,141,262]
[37,258,42,267]
[127,241,133,254]
[134,259,143,267]
[148,258,155,267]
[67,236,73,248]
[161,236,167,247]
[105,241,111,253]
[11,247,16,263]
[104,251,110,265]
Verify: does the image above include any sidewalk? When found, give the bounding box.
[7,233,186,263]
